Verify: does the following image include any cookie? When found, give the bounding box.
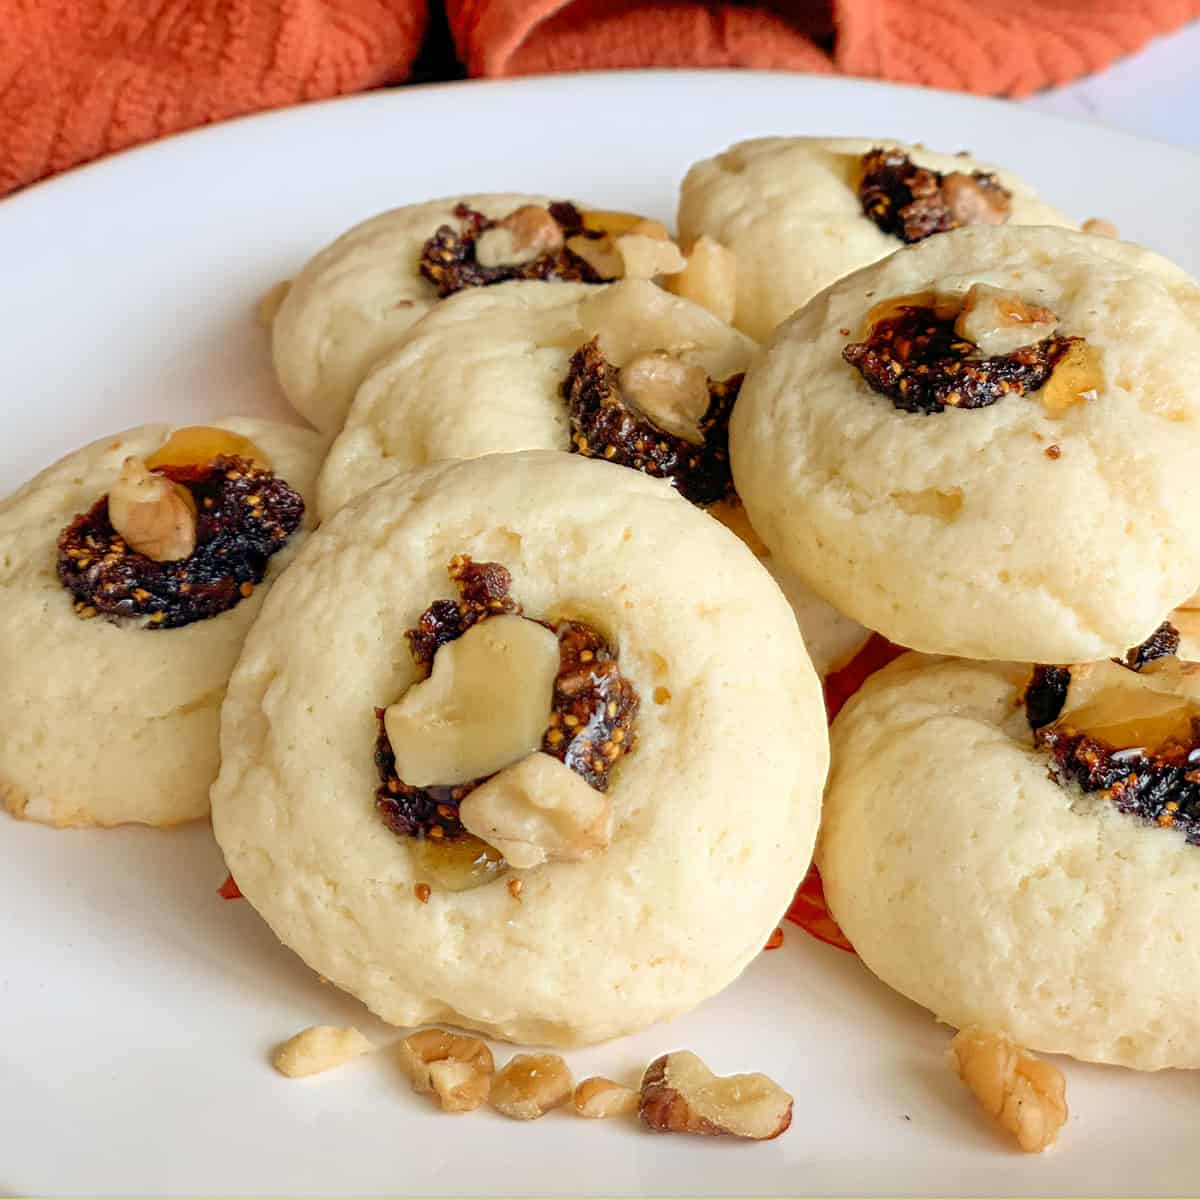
[0,419,322,827]
[272,194,596,434]
[315,277,755,518]
[818,652,1200,1070]
[731,225,1200,663]
[318,277,865,674]
[211,451,828,1046]
[678,137,1074,341]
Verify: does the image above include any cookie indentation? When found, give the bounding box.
[57,455,304,629]
[563,337,741,505]
[843,303,1082,415]
[419,203,604,298]
[1024,625,1200,844]
[858,148,1012,243]
[376,556,638,843]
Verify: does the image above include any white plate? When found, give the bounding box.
[2,71,1198,1199]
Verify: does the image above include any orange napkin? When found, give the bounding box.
[0,0,427,197]
[448,1,1200,95]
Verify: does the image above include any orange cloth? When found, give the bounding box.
[0,0,427,196]
[448,1,1200,95]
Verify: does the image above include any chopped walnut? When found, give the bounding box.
[565,233,623,279]
[616,232,687,279]
[566,229,686,282]
[383,615,560,788]
[858,148,1012,243]
[949,1026,1067,1153]
[663,235,737,324]
[458,750,613,869]
[272,1025,373,1078]
[474,205,565,269]
[639,1050,793,1140]
[940,172,1010,227]
[620,352,711,444]
[106,457,197,563]
[490,1053,574,1120]
[573,1076,640,1119]
[398,1028,494,1113]
[954,284,1059,357]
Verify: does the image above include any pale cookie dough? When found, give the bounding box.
[0,419,322,828]
[315,277,756,520]
[211,451,828,1046]
[272,194,561,435]
[731,225,1200,663]
[818,654,1200,1070]
[678,137,1074,341]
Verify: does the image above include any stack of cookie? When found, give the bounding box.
[4,136,1199,1098]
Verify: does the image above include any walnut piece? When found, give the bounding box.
[941,172,1010,226]
[398,1028,494,1113]
[664,235,737,324]
[272,1025,373,1078]
[384,615,560,787]
[475,205,565,269]
[458,750,613,869]
[639,1050,793,1140]
[107,456,197,563]
[573,1076,639,1119]
[1082,217,1119,239]
[953,283,1059,357]
[949,1026,1067,1153]
[620,351,711,444]
[567,222,686,282]
[566,233,623,279]
[490,1053,574,1120]
[616,232,687,280]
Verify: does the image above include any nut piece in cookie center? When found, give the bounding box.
[620,352,711,445]
[458,750,614,869]
[383,615,560,788]
[474,205,565,269]
[954,283,1059,357]
[107,456,197,563]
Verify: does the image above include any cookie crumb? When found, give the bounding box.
[1044,444,1062,459]
[272,1025,373,1078]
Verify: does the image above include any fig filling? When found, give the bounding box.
[843,304,1082,415]
[57,455,303,629]
[562,337,742,506]
[858,148,1012,243]
[375,556,639,842]
[419,202,605,298]
[1024,622,1200,843]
